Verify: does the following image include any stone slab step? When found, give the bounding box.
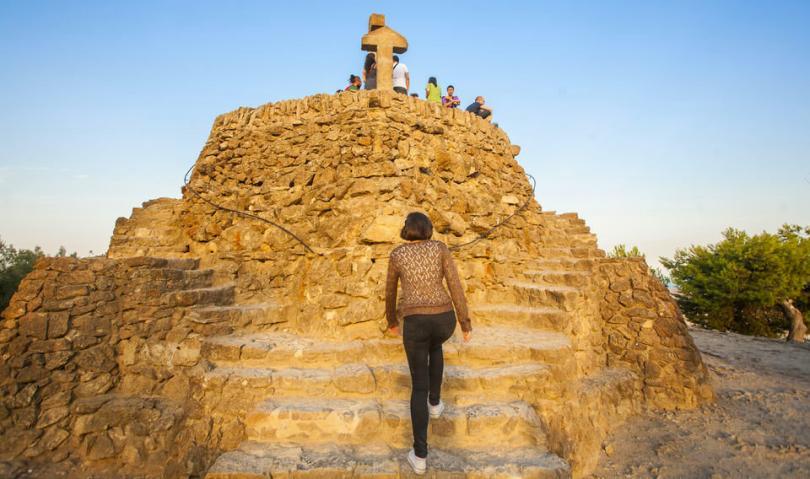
[525,258,595,272]
[502,281,582,311]
[162,257,201,270]
[163,284,235,308]
[119,256,200,270]
[244,398,545,450]
[201,325,572,370]
[202,363,562,412]
[186,302,286,336]
[471,304,570,330]
[537,246,602,259]
[152,268,214,289]
[205,441,571,478]
[523,270,591,287]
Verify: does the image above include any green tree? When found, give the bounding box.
[0,238,44,311]
[661,225,810,342]
[608,244,670,287]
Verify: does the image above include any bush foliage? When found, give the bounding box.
[661,225,810,337]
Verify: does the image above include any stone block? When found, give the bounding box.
[19,312,48,340]
[40,427,70,451]
[47,311,69,338]
[36,405,69,429]
[361,216,402,244]
[86,433,116,460]
[56,285,89,300]
[609,278,632,292]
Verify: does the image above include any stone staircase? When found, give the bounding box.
[186,213,640,478]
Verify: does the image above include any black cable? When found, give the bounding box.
[183,163,319,255]
[448,173,537,251]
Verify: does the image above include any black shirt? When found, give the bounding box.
[465,101,482,114]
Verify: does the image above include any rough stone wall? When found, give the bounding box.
[108,90,564,339]
[597,257,714,409]
[106,89,712,397]
[0,257,213,477]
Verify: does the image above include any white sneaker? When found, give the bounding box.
[407,448,426,475]
[428,399,445,418]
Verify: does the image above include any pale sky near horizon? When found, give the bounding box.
[1,1,808,270]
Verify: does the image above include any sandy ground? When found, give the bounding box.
[591,327,810,479]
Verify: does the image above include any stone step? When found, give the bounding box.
[524,258,595,272]
[471,304,570,330]
[162,257,201,270]
[202,363,562,412]
[502,282,582,311]
[163,284,235,308]
[537,246,603,259]
[563,225,591,235]
[186,302,286,336]
[205,441,571,478]
[536,239,598,251]
[201,325,572,370]
[119,256,200,270]
[243,398,546,450]
[152,268,214,289]
[523,270,591,287]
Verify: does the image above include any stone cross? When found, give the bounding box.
[361,13,408,91]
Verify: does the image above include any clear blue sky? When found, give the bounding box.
[1,1,808,269]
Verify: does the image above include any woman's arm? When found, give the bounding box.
[384,257,400,330]
[441,245,471,332]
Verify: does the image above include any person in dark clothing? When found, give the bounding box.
[362,53,377,90]
[386,212,472,475]
[465,96,493,121]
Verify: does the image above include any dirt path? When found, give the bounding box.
[591,327,810,478]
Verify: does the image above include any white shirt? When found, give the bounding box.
[393,62,409,89]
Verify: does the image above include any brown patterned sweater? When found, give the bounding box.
[385,240,471,332]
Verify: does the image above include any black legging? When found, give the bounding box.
[402,310,457,458]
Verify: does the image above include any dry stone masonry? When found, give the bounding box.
[1,88,712,478]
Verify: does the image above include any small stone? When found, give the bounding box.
[36,406,69,429]
[87,433,116,460]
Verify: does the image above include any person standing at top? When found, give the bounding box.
[465,96,493,121]
[385,212,472,475]
[392,55,410,94]
[362,53,377,90]
[425,77,441,104]
[345,75,362,92]
[442,85,460,108]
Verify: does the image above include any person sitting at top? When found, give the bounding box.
[345,74,362,92]
[410,93,419,98]
[465,96,493,121]
[442,85,460,108]
[362,53,377,90]
[425,77,441,104]
[393,55,410,94]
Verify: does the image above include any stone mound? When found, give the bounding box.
[1,90,712,478]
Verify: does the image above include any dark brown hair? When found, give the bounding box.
[400,212,433,241]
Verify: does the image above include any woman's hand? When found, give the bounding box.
[388,325,401,337]
[462,330,472,343]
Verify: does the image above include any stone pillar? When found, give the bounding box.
[361,13,408,91]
